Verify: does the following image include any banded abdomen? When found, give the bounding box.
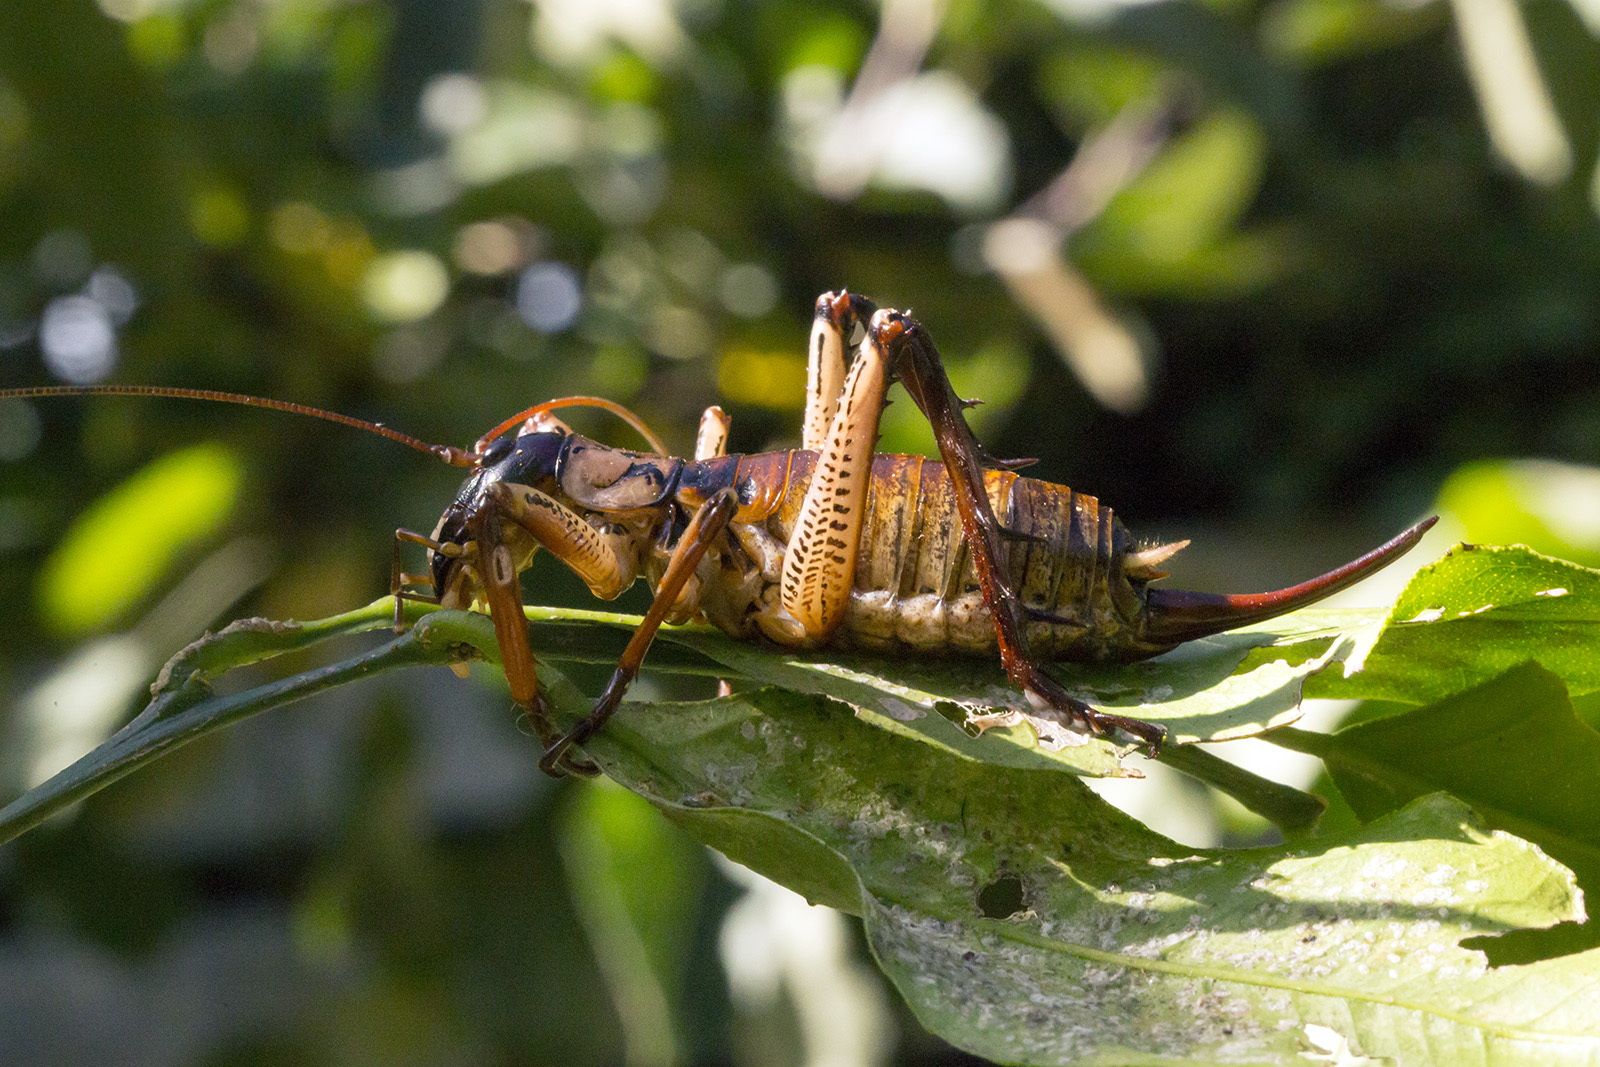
[763,452,1162,660]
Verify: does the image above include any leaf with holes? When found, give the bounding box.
[7,591,1600,1065]
[569,675,1599,1067]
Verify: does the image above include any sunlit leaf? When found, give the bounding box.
[1305,544,1600,706]
[1281,661,1600,960]
[6,541,1600,1065]
[37,443,243,635]
[669,609,1362,776]
[578,682,1593,1066]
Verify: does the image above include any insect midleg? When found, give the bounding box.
[691,405,741,698]
[874,310,1167,751]
[539,487,739,775]
[778,296,888,640]
[694,405,731,460]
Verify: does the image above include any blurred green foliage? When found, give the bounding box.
[2,0,1599,1062]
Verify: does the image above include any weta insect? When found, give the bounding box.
[7,292,1434,778]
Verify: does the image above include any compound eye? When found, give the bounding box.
[480,436,515,464]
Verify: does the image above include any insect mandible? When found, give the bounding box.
[6,291,1435,777]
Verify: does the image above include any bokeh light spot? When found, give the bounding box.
[717,349,808,409]
[783,16,867,74]
[270,201,331,254]
[420,73,489,136]
[515,261,583,333]
[0,399,43,462]
[322,223,377,288]
[661,229,724,293]
[454,220,533,275]
[373,324,449,385]
[718,263,779,319]
[202,7,260,74]
[361,250,451,323]
[125,12,187,69]
[32,229,93,287]
[372,158,459,216]
[646,305,711,361]
[40,295,117,384]
[97,0,157,22]
[86,266,140,325]
[449,85,583,187]
[589,51,657,103]
[189,187,250,247]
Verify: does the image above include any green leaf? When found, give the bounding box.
[667,613,1356,778]
[546,611,1333,833]
[574,682,1595,1066]
[0,596,1353,846]
[5,596,1597,1064]
[37,443,243,635]
[1305,545,1600,706]
[1279,662,1600,958]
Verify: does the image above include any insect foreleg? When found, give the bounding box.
[874,309,1168,752]
[539,488,739,776]
[391,528,458,627]
[391,528,479,685]
[461,499,599,777]
[494,483,638,600]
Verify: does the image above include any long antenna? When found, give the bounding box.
[475,395,669,456]
[0,385,476,467]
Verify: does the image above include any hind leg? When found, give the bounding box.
[873,309,1166,752]
[769,292,887,643]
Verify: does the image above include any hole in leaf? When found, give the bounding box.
[977,873,1025,918]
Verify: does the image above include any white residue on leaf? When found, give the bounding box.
[1456,604,1494,616]
[1410,886,1459,907]
[880,698,925,722]
[1359,854,1410,881]
[1407,606,1446,623]
[1535,587,1569,597]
